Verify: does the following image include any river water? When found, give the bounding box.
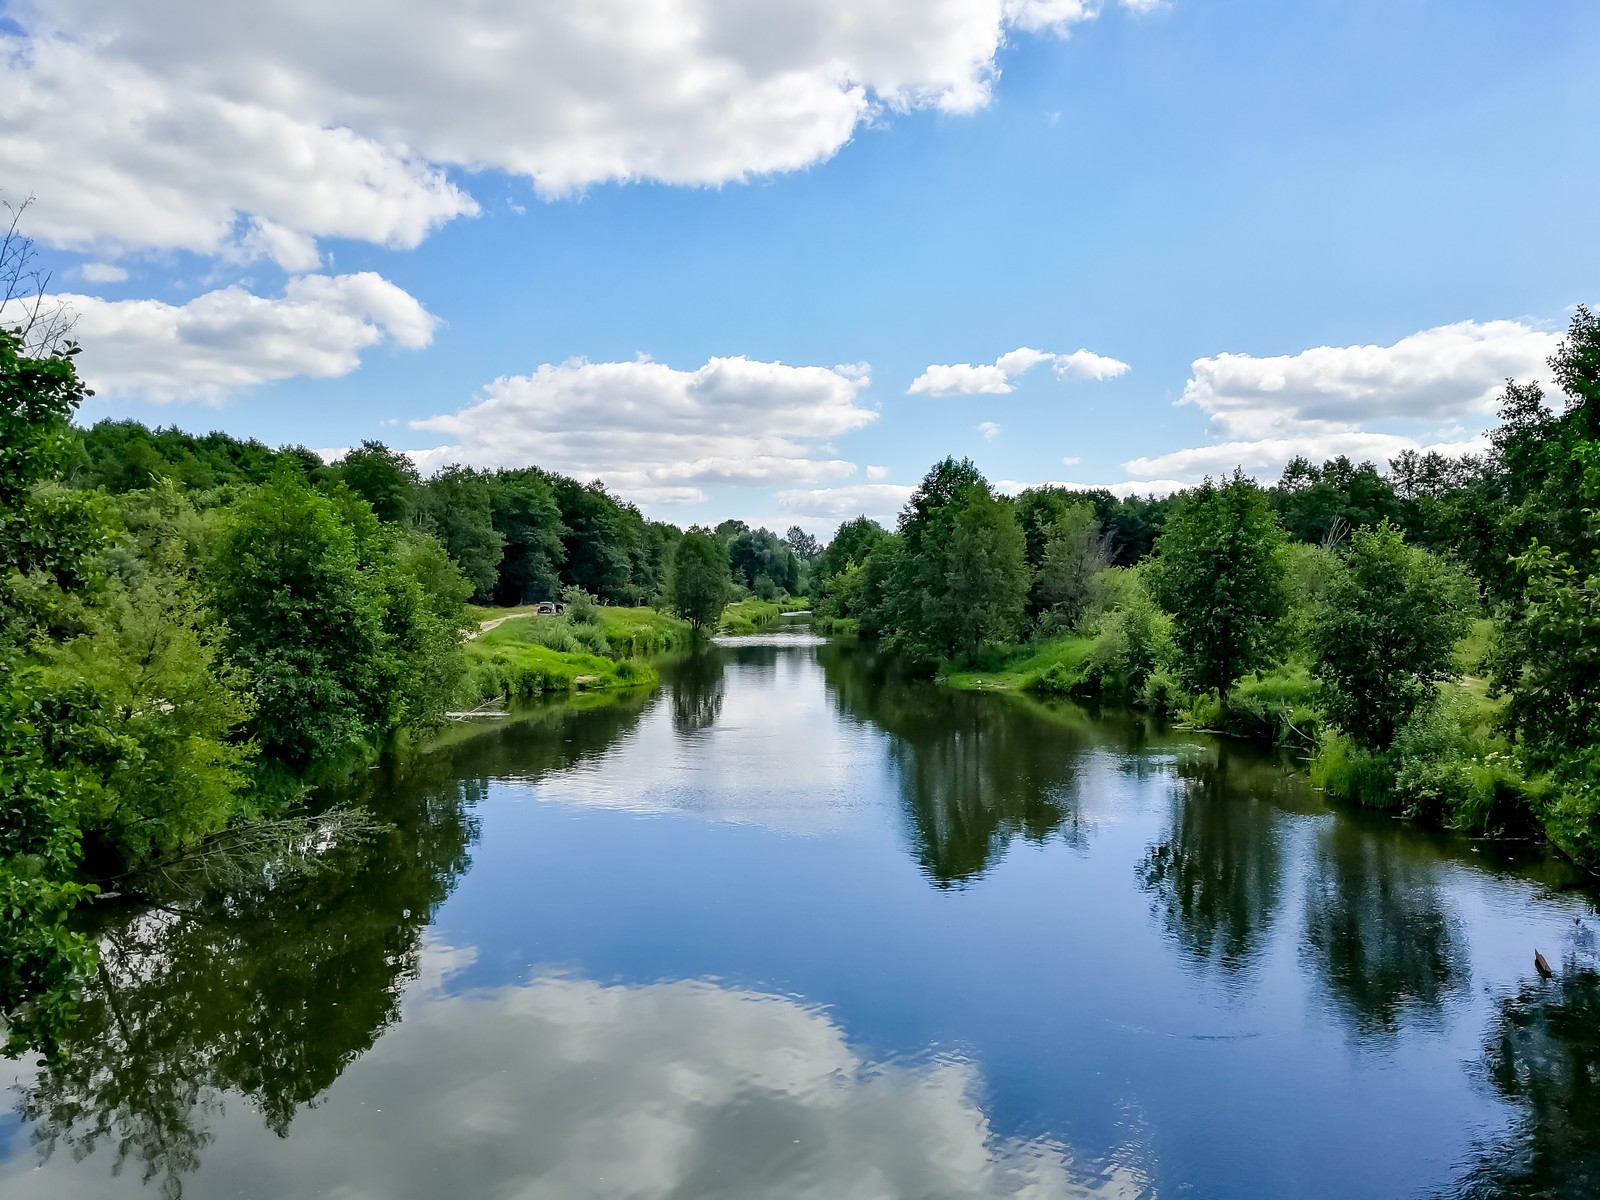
[3,623,1598,1199]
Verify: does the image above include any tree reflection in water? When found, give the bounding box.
[668,647,726,736]
[1138,744,1288,974]
[1454,959,1600,1200]
[1301,820,1467,1038]
[820,644,1091,886]
[15,762,480,1200]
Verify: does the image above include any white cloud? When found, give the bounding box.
[776,483,916,524]
[1127,319,1557,483]
[978,420,1002,439]
[0,959,1148,1199]
[1061,455,1081,465]
[908,346,1129,396]
[77,262,127,283]
[1125,434,1489,482]
[65,272,437,402]
[6,1,1132,264]
[1179,320,1556,440]
[410,356,876,505]
[866,464,890,481]
[1,33,476,266]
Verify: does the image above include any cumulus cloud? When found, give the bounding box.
[410,356,876,505]
[866,464,890,481]
[1126,319,1557,482]
[5,1,1137,264]
[64,272,437,402]
[776,483,916,525]
[77,262,127,283]
[0,959,1147,1199]
[1,33,476,266]
[978,420,1002,439]
[908,346,1129,396]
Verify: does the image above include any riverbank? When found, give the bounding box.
[919,619,1562,862]
[463,606,692,701]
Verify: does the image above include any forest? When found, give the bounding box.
[2,303,1598,1063]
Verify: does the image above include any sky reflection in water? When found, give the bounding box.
[2,626,1597,1199]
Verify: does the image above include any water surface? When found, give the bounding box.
[4,624,1597,1198]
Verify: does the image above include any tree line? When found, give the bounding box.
[811,308,1600,868]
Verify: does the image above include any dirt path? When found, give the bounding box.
[472,614,528,639]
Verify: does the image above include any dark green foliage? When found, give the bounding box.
[0,327,100,1054]
[885,460,1030,665]
[785,525,819,561]
[1270,455,1402,546]
[488,469,567,604]
[209,474,470,767]
[418,465,504,601]
[209,473,389,765]
[815,516,888,583]
[1148,472,1288,702]
[728,526,799,594]
[672,529,729,632]
[551,477,639,603]
[74,419,325,494]
[1309,523,1473,750]
[1033,502,1106,629]
[337,441,420,524]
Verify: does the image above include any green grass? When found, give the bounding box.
[719,598,784,635]
[463,636,656,702]
[943,635,1097,691]
[593,606,692,656]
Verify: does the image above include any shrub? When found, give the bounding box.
[562,585,599,624]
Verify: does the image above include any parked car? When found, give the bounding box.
[535,601,556,615]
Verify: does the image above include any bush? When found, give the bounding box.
[1140,667,1185,715]
[1216,667,1321,746]
[562,585,599,624]
[571,622,611,656]
[1311,732,1398,809]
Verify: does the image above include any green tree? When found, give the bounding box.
[887,461,1029,663]
[0,326,100,1053]
[1034,503,1106,629]
[1148,472,1288,703]
[1308,522,1472,750]
[44,489,258,865]
[418,466,504,601]
[209,472,388,766]
[671,529,729,633]
[337,441,420,524]
[488,469,567,605]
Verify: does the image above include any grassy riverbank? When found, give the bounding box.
[719,598,789,634]
[463,605,691,700]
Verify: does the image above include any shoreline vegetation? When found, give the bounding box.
[2,219,1598,1058]
[801,310,1600,873]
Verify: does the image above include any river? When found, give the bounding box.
[2,621,1597,1198]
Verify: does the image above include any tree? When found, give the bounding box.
[209,472,389,766]
[0,324,100,1054]
[1148,472,1288,703]
[937,484,1030,660]
[671,530,729,633]
[785,526,820,561]
[815,516,888,582]
[886,460,1029,664]
[418,466,504,601]
[488,470,567,605]
[45,486,257,865]
[1034,503,1107,629]
[1309,523,1472,750]
[337,441,420,525]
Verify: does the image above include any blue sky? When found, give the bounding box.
[5,0,1597,533]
